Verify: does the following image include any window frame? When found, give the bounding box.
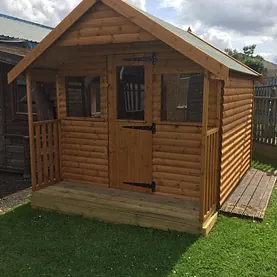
[160,73,204,126]
[12,75,37,121]
[64,74,104,121]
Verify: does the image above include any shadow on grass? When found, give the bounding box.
[0,204,198,277]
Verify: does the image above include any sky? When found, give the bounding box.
[1,0,277,63]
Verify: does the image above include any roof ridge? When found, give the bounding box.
[0,13,53,30]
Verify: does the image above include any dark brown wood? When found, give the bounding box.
[221,169,276,220]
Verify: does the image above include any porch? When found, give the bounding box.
[22,40,221,235]
[31,180,217,234]
[29,118,219,235]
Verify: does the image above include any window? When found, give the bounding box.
[15,75,37,114]
[65,76,100,117]
[117,66,145,120]
[161,73,204,122]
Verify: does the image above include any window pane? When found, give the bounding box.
[161,73,204,122]
[16,75,37,114]
[117,66,144,120]
[65,76,100,117]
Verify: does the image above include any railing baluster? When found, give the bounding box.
[48,123,54,184]
[53,121,61,181]
[204,128,219,220]
[32,120,60,190]
[35,124,42,188]
[42,123,49,185]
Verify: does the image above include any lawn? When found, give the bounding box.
[1,162,277,277]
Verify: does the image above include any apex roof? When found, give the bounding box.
[8,0,263,83]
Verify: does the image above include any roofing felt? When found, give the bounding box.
[132,6,260,77]
[0,13,53,43]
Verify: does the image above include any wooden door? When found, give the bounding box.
[108,56,153,193]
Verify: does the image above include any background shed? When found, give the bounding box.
[0,14,52,176]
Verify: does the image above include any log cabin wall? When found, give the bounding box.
[219,76,254,205]
[54,2,205,202]
[57,73,109,187]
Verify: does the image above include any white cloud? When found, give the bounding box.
[159,0,277,37]
[258,53,277,63]
[157,0,277,61]
[0,0,145,27]
[200,28,232,50]
[124,0,146,10]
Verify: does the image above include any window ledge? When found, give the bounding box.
[64,116,106,122]
[156,121,202,127]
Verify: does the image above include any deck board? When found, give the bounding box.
[31,181,203,234]
[221,169,276,220]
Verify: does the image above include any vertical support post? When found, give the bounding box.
[26,72,36,190]
[216,81,222,128]
[56,75,62,180]
[250,80,255,167]
[200,70,210,222]
[216,81,223,207]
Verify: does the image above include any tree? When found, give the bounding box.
[224,44,264,73]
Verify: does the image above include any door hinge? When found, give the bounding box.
[124,181,156,192]
[123,53,157,65]
[122,123,156,134]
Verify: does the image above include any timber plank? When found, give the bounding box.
[221,168,256,213]
[255,174,276,219]
[221,169,276,220]
[31,181,201,234]
[231,170,263,215]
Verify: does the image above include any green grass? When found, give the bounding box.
[1,166,277,277]
[251,160,277,172]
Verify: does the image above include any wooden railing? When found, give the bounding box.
[202,128,219,220]
[32,119,60,191]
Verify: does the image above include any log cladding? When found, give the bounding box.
[152,67,202,202]
[220,76,254,205]
[57,72,109,187]
[54,35,204,195]
[153,124,202,202]
[57,2,157,47]
[53,1,205,198]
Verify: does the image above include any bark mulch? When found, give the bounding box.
[0,172,31,212]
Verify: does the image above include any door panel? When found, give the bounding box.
[108,56,153,193]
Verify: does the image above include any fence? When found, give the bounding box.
[254,78,277,145]
[201,127,219,222]
[33,119,61,191]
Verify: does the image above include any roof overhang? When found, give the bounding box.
[0,50,24,65]
[8,0,254,84]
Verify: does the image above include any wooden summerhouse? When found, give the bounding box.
[8,0,262,235]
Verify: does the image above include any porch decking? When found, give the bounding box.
[32,181,204,234]
[221,168,276,220]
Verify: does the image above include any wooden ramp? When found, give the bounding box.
[31,181,204,234]
[221,168,276,220]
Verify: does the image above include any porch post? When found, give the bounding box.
[200,69,210,222]
[26,71,36,190]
